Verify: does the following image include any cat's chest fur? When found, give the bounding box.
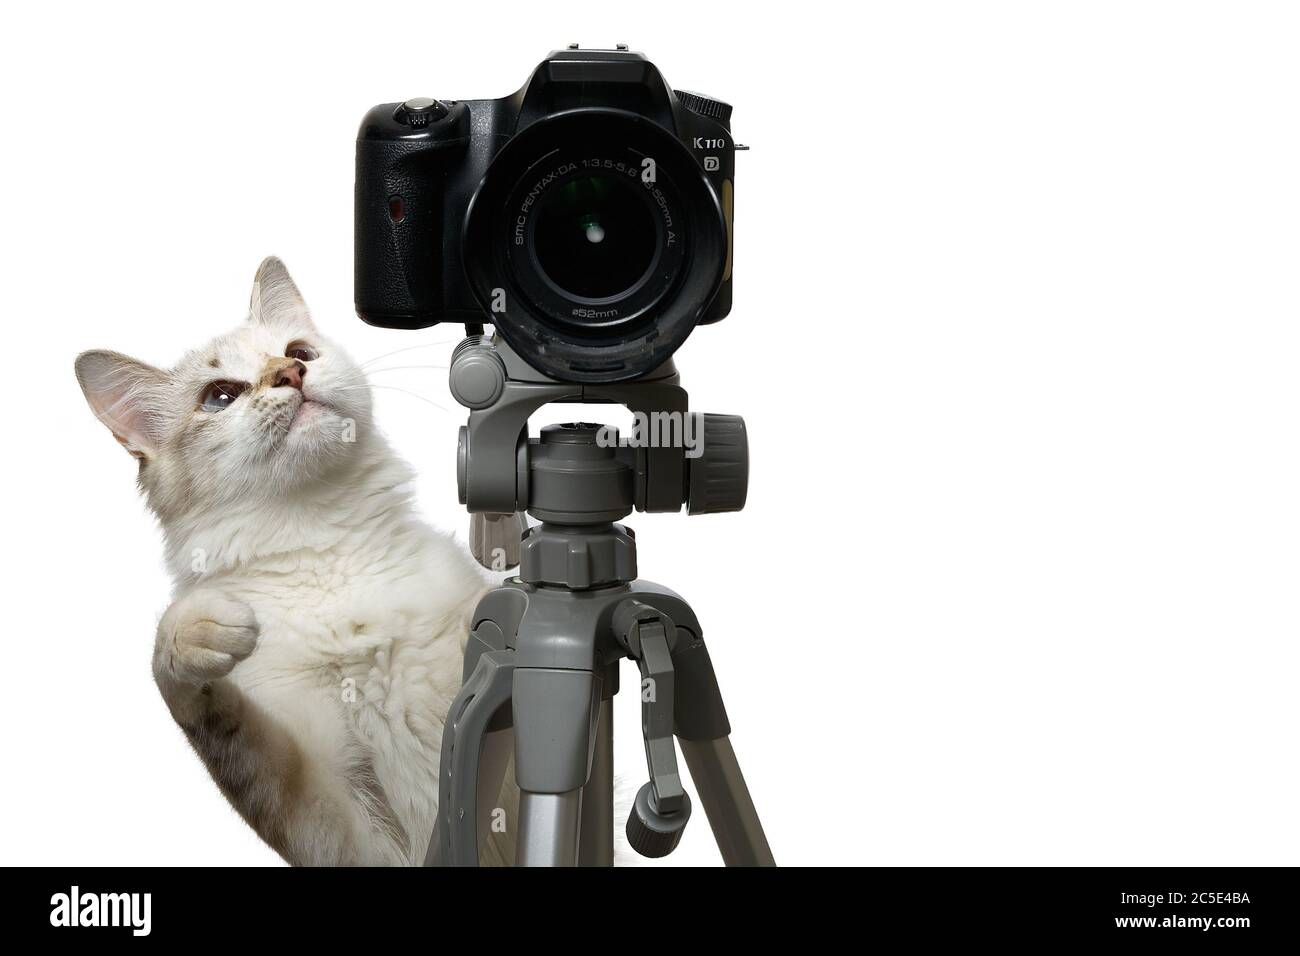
[180,510,488,862]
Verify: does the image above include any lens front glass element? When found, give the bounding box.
[532,173,659,302]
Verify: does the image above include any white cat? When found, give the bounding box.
[75,257,511,865]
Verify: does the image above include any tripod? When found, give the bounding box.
[425,337,774,866]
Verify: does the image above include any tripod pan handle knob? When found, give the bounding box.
[468,512,527,571]
[626,782,691,858]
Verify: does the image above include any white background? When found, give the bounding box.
[2,2,1297,866]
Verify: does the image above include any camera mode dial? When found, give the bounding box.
[676,90,732,125]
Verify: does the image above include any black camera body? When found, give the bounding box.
[355,47,736,382]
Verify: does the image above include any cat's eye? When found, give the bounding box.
[285,342,319,362]
[200,381,247,412]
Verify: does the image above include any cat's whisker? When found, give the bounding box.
[357,365,449,376]
[341,383,452,413]
[359,340,458,369]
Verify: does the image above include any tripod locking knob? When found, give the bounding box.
[449,337,506,410]
[627,782,692,858]
[687,414,749,515]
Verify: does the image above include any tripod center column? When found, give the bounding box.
[519,423,638,588]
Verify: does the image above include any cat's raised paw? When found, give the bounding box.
[155,591,260,686]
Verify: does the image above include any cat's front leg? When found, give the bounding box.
[152,590,404,865]
[153,589,259,724]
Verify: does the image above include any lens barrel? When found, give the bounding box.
[464,109,728,383]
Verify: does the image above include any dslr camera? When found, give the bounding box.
[354,45,736,383]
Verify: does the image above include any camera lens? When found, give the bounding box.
[500,148,689,340]
[464,109,728,382]
[532,174,660,302]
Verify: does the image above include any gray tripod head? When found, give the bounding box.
[450,335,749,568]
[442,334,754,860]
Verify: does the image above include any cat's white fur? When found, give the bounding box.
[75,258,511,865]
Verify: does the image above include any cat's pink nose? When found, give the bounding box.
[275,361,306,391]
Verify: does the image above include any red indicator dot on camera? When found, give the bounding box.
[388,196,405,223]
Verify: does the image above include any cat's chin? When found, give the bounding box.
[286,399,346,444]
[283,398,365,471]
[290,399,328,429]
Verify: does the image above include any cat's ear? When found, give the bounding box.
[74,350,169,460]
[249,256,314,330]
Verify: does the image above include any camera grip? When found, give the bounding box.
[355,138,452,328]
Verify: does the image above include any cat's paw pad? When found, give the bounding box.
[156,593,259,685]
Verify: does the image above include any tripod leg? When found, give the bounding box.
[427,699,512,867]
[680,738,774,866]
[673,633,776,866]
[577,697,614,866]
[475,726,515,865]
[518,791,583,865]
[426,649,515,866]
[512,666,601,866]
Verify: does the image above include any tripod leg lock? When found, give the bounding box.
[614,600,689,835]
